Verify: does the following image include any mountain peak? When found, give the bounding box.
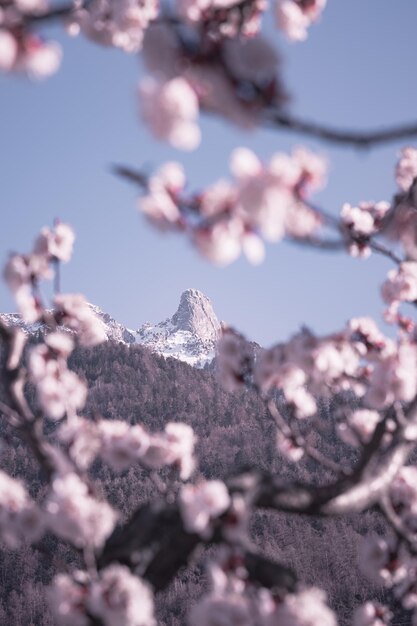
[137,289,220,367]
[171,289,221,342]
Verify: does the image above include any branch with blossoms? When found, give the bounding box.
[4,0,417,153]
[3,211,417,625]
[115,145,417,272]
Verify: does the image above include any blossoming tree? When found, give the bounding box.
[2,1,417,625]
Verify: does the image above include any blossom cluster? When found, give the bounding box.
[49,565,155,626]
[340,201,390,258]
[385,147,417,260]
[138,146,326,264]
[140,26,286,145]
[3,222,75,322]
[359,525,417,622]
[46,471,118,548]
[0,0,62,79]
[189,556,337,626]
[59,416,197,479]
[216,314,417,462]
[0,470,44,547]
[276,0,327,41]
[177,0,267,39]
[72,0,159,52]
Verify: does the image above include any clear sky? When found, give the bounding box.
[1,1,417,346]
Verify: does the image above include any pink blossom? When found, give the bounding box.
[389,467,417,534]
[22,37,62,80]
[88,565,155,626]
[29,343,87,419]
[348,317,390,355]
[34,223,75,263]
[53,294,107,346]
[337,410,381,447]
[15,285,42,323]
[396,147,417,192]
[48,571,90,626]
[359,535,407,586]
[0,470,44,547]
[188,593,252,626]
[59,416,101,470]
[366,342,417,408]
[3,251,51,293]
[193,219,245,266]
[98,419,150,472]
[140,77,201,150]
[276,431,304,462]
[199,180,237,218]
[0,30,18,71]
[382,262,417,305]
[45,331,75,358]
[141,422,196,479]
[139,164,184,230]
[341,203,376,237]
[276,0,327,42]
[46,472,118,548]
[353,603,392,626]
[180,480,230,537]
[265,587,336,626]
[242,232,265,265]
[75,0,158,52]
[177,0,266,37]
[15,0,48,12]
[284,203,321,239]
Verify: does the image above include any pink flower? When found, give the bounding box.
[140,77,201,150]
[265,587,336,626]
[382,262,417,305]
[59,416,101,470]
[276,431,304,462]
[53,294,107,346]
[180,480,230,537]
[193,219,245,266]
[76,0,158,52]
[48,571,90,626]
[22,37,62,80]
[353,602,392,626]
[88,565,155,626]
[98,420,150,472]
[0,470,44,547]
[46,472,118,548]
[276,0,327,42]
[141,422,196,479]
[188,593,252,626]
[396,147,417,192]
[139,163,184,230]
[29,343,87,419]
[0,30,18,72]
[337,410,381,447]
[34,223,75,263]
[359,535,405,586]
[366,342,417,409]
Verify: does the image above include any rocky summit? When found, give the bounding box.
[1,289,221,368]
[136,289,221,368]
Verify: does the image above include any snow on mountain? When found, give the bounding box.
[0,289,221,368]
[0,306,136,345]
[136,289,221,368]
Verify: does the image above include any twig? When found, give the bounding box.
[266,111,417,149]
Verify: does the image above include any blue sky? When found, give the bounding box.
[1,1,417,345]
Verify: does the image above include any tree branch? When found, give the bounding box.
[266,111,417,149]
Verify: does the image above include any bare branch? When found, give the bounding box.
[266,110,417,149]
